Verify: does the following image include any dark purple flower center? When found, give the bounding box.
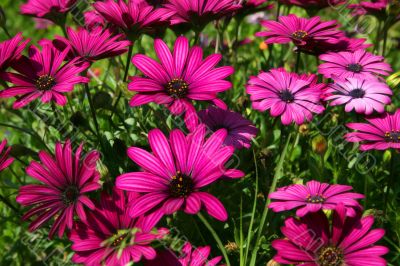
[291,30,308,40]
[35,75,56,91]
[165,78,189,99]
[111,233,128,247]
[306,194,325,203]
[318,246,343,266]
[279,89,295,103]
[169,171,194,198]
[62,186,80,205]
[384,131,400,142]
[346,63,363,73]
[348,88,365,98]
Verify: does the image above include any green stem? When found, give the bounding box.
[249,134,292,266]
[295,51,301,73]
[123,45,134,82]
[0,194,19,215]
[197,213,231,266]
[382,25,388,57]
[84,83,101,140]
[2,26,11,38]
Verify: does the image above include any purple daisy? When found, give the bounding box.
[318,49,392,80]
[325,77,392,115]
[246,68,325,125]
[0,33,29,71]
[299,36,372,56]
[198,106,258,149]
[272,204,388,265]
[349,0,389,17]
[0,139,14,173]
[345,109,400,151]
[129,36,234,131]
[20,0,77,23]
[269,180,364,217]
[116,125,244,221]
[255,14,342,47]
[0,43,89,109]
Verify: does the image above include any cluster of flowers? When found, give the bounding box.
[0,0,396,265]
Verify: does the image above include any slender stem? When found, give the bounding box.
[382,25,388,57]
[275,2,281,21]
[197,213,231,266]
[374,21,382,53]
[2,26,11,38]
[0,194,19,214]
[295,51,301,72]
[249,134,292,266]
[239,197,244,266]
[84,83,101,139]
[123,45,134,82]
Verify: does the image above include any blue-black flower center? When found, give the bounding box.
[346,63,363,73]
[169,171,194,198]
[318,246,343,266]
[279,89,295,103]
[62,186,80,205]
[306,194,325,203]
[35,75,56,91]
[165,78,189,98]
[291,30,308,40]
[348,88,365,98]
[111,233,128,247]
[384,131,400,142]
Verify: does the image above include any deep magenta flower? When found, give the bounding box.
[278,0,345,9]
[0,33,29,71]
[51,27,131,62]
[246,69,325,125]
[319,49,392,80]
[83,10,105,30]
[272,204,388,265]
[93,0,171,38]
[20,0,77,22]
[165,0,242,29]
[345,109,400,151]
[269,180,364,217]
[70,188,168,266]
[325,77,392,115]
[256,14,342,47]
[116,125,244,221]
[129,36,234,131]
[198,107,258,149]
[299,36,372,56]
[0,139,14,173]
[0,43,89,109]
[16,140,101,238]
[349,0,389,17]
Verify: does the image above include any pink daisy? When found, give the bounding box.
[83,10,105,30]
[269,180,364,217]
[116,125,244,221]
[0,43,89,109]
[93,0,171,38]
[318,49,392,80]
[0,139,14,173]
[20,0,77,22]
[51,27,131,62]
[272,204,388,265]
[129,36,234,131]
[325,77,392,115]
[198,106,258,149]
[278,0,346,9]
[246,69,325,125]
[238,0,273,16]
[255,14,342,47]
[345,109,400,151]
[70,188,168,266]
[0,33,29,71]
[165,0,242,29]
[349,0,389,17]
[299,36,372,56]
[16,140,101,238]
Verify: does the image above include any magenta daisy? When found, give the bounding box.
[93,0,171,39]
[116,125,244,221]
[272,204,388,265]
[300,36,372,56]
[83,10,105,30]
[0,43,89,109]
[325,77,392,115]
[0,33,29,71]
[246,69,325,125]
[70,188,168,266]
[165,0,242,29]
[0,139,14,173]
[349,0,389,17]
[269,180,364,217]
[129,36,234,131]
[16,140,101,238]
[318,49,392,80]
[52,27,131,62]
[198,107,258,149]
[255,14,342,47]
[20,0,77,23]
[345,109,400,151]
[278,0,345,9]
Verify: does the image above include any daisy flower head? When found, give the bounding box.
[116,125,244,221]
[0,33,29,71]
[345,109,400,151]
[318,49,392,80]
[349,0,389,18]
[16,140,101,238]
[246,68,325,125]
[20,0,77,23]
[0,139,14,173]
[129,36,234,131]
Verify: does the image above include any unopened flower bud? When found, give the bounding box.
[267,259,281,266]
[225,241,239,253]
[259,41,268,50]
[312,135,327,155]
[298,124,309,136]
